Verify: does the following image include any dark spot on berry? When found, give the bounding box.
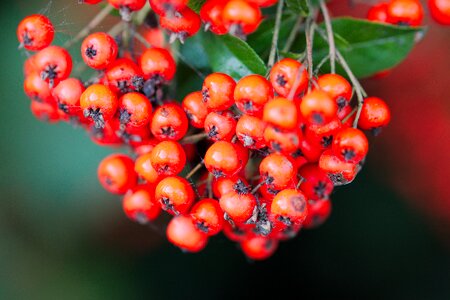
[160,107,169,117]
[104,176,113,186]
[314,181,328,198]
[84,107,105,128]
[134,212,149,224]
[290,196,306,213]
[212,169,225,178]
[276,74,287,87]
[119,108,131,125]
[370,127,382,136]
[195,221,210,233]
[131,75,145,91]
[208,125,218,139]
[243,100,254,112]
[85,45,97,59]
[264,174,274,185]
[22,31,33,46]
[312,112,324,125]
[234,179,250,194]
[271,142,282,152]
[41,64,58,82]
[328,173,347,186]
[336,97,347,110]
[242,135,254,147]
[202,88,209,103]
[57,102,69,114]
[117,80,131,94]
[161,197,178,215]
[342,149,355,161]
[291,149,304,158]
[278,215,292,226]
[321,135,333,148]
[161,126,175,137]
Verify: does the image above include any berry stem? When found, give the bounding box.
[314,54,330,75]
[282,16,304,53]
[341,106,357,124]
[180,132,208,144]
[251,181,265,195]
[186,161,204,179]
[64,4,114,48]
[319,0,336,74]
[207,173,213,199]
[305,17,315,92]
[267,0,285,69]
[287,64,306,100]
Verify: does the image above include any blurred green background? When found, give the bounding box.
[1,1,449,299]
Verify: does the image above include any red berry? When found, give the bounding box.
[234,74,273,117]
[204,141,243,177]
[81,32,118,70]
[80,84,118,128]
[298,163,334,200]
[222,0,262,36]
[213,176,249,198]
[24,72,54,103]
[263,97,298,131]
[303,198,332,229]
[358,97,391,132]
[332,127,369,164]
[387,0,424,26]
[367,3,389,23]
[107,0,146,11]
[190,198,224,236]
[139,47,176,81]
[269,58,308,99]
[106,58,144,94]
[248,0,278,7]
[259,153,297,190]
[150,140,186,176]
[220,190,257,225]
[271,188,308,226]
[200,0,228,35]
[160,7,201,42]
[118,92,152,128]
[30,100,61,123]
[204,110,237,142]
[241,236,278,260]
[182,91,208,128]
[318,149,358,185]
[17,14,54,51]
[202,73,236,111]
[263,125,301,154]
[155,176,195,215]
[135,152,161,184]
[149,0,188,16]
[300,90,338,126]
[236,115,267,149]
[52,78,85,115]
[98,154,137,194]
[35,46,72,87]
[123,185,161,223]
[167,215,208,252]
[428,0,450,25]
[316,74,352,110]
[150,103,189,141]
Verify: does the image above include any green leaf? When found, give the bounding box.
[200,33,267,80]
[286,0,310,16]
[188,0,206,13]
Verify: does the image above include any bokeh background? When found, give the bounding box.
[1,1,449,299]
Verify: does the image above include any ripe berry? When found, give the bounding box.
[118,92,152,128]
[271,189,308,226]
[220,190,257,225]
[150,103,189,141]
[150,140,186,176]
[149,0,188,16]
[90,120,123,146]
[166,215,208,252]
[367,3,389,23]
[98,154,137,194]
[81,32,118,70]
[204,141,242,177]
[139,47,176,81]
[17,14,54,51]
[248,0,278,7]
[52,78,85,115]
[260,153,297,190]
[222,0,262,36]
[200,0,228,35]
[234,74,273,117]
[134,152,161,184]
[80,84,118,128]
[298,164,334,200]
[182,91,208,128]
[190,198,224,236]
[269,58,308,99]
[332,127,369,164]
[263,97,298,131]
[300,90,338,125]
[160,7,201,42]
[236,115,267,149]
[241,236,278,260]
[204,110,237,142]
[30,100,61,123]
[106,58,144,94]
[305,117,342,150]
[428,0,450,25]
[263,125,301,154]
[316,74,352,110]
[155,176,195,215]
[358,97,391,133]
[35,46,73,87]
[319,150,358,185]
[213,176,249,198]
[24,72,54,103]
[122,185,161,223]
[202,73,236,111]
[387,0,424,26]
[107,0,146,11]
[303,198,332,229]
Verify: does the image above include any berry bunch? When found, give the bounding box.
[17,0,447,260]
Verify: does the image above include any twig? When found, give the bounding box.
[267,0,285,69]
[186,161,204,179]
[319,0,336,74]
[314,54,330,75]
[207,173,213,199]
[305,18,315,92]
[180,132,208,144]
[341,107,357,124]
[282,16,303,53]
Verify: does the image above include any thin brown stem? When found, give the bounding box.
[207,173,213,199]
[282,16,303,53]
[180,132,208,144]
[319,0,336,74]
[268,0,285,69]
[186,161,204,179]
[305,18,315,92]
[251,181,265,195]
[341,107,357,124]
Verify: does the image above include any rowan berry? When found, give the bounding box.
[190,198,224,236]
[118,92,152,128]
[428,0,450,25]
[80,84,118,128]
[167,215,208,252]
[300,90,338,126]
[134,152,161,184]
[150,140,186,176]
[387,0,424,26]
[234,75,272,117]
[90,120,123,146]
[263,97,298,131]
[298,164,334,200]
[149,0,188,16]
[236,115,266,149]
[358,97,391,133]
[220,190,257,225]
[303,198,332,229]
[204,141,242,177]
[213,176,249,198]
[305,117,342,150]
[200,0,228,35]
[139,47,176,81]
[259,153,297,190]
[269,58,308,98]
[81,32,118,70]
[17,14,54,51]
[222,222,255,242]
[35,46,72,87]
[316,74,352,110]
[248,0,278,7]
[241,236,278,260]
[30,100,61,123]
[222,0,262,36]
[155,176,195,215]
[150,103,189,141]
[319,150,358,185]
[160,7,201,42]
[271,189,308,226]
[367,3,389,23]
[332,127,369,164]
[52,78,85,115]
[122,185,161,223]
[263,125,301,154]
[98,154,137,194]
[202,73,236,111]
[24,72,54,103]
[204,110,237,142]
[107,0,146,11]
[106,58,144,94]
[182,91,208,128]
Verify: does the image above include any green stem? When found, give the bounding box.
[282,16,303,53]
[319,0,336,74]
[267,0,285,69]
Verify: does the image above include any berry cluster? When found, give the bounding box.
[17,0,448,260]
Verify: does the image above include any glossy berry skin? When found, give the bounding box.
[150,103,189,141]
[204,110,237,142]
[220,191,257,225]
[236,115,267,149]
[107,0,146,11]
[332,127,369,164]
[204,141,242,177]
[118,92,152,128]
[303,198,332,229]
[24,72,54,103]
[30,100,61,123]
[428,0,450,25]
[213,176,249,198]
[90,120,123,146]
[298,164,334,200]
[387,0,424,26]
[139,47,176,81]
[160,7,201,41]
[200,0,228,35]
[241,236,278,260]
[358,97,391,132]
[271,189,308,226]
[202,73,236,111]
[150,141,186,176]
[17,14,54,51]
[367,3,389,23]
[122,185,161,223]
[300,90,338,126]
[234,74,273,117]
[190,198,224,236]
[98,154,137,194]
[305,117,342,150]
[166,215,208,252]
[319,150,358,185]
[316,74,352,110]
[80,84,118,128]
[260,153,297,190]
[182,91,208,128]
[263,126,301,154]
[134,152,161,184]
[263,97,298,131]
[35,46,72,87]
[155,176,195,215]
[105,58,144,94]
[52,78,85,115]
[248,0,278,7]
[149,0,188,16]
[269,58,308,99]
[222,0,262,35]
[81,32,118,70]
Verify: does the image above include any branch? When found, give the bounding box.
[268,0,285,69]
[319,0,336,73]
